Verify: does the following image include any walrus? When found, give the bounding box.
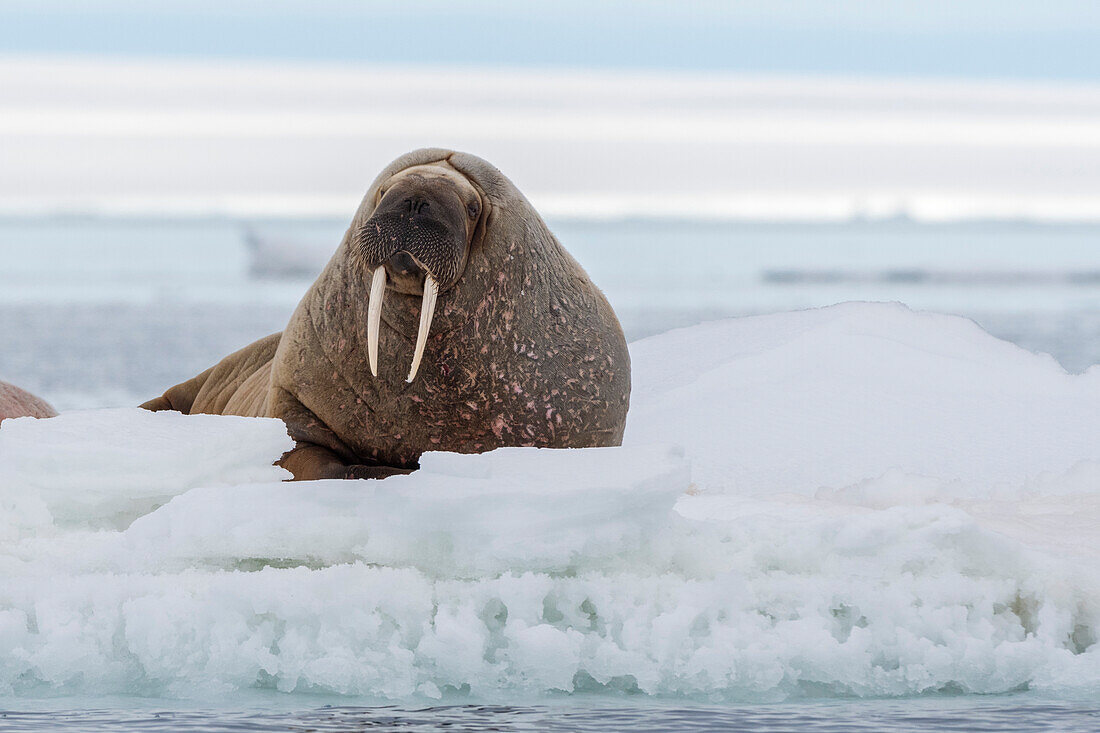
[142,149,631,480]
[0,380,57,425]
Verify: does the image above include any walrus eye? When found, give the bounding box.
[466,200,480,219]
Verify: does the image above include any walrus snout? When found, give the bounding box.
[356,164,482,290]
[359,202,466,292]
[382,250,425,289]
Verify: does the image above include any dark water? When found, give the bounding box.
[1,699,1098,732]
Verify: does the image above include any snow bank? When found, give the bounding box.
[628,301,1100,494]
[0,303,1098,701]
[0,409,292,532]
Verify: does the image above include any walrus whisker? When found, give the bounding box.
[406,275,438,383]
[367,266,387,377]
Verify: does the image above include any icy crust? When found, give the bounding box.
[0,409,293,533]
[0,493,1097,700]
[116,447,686,577]
[1,303,1099,700]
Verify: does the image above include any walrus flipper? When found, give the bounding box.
[276,442,413,481]
[269,387,412,480]
[140,333,281,416]
[139,365,215,414]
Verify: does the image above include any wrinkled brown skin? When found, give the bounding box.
[0,381,57,425]
[142,149,631,480]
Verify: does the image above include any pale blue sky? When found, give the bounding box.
[1,1,1099,79]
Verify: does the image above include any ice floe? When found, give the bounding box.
[0,302,1097,701]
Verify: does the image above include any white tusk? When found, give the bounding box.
[367,266,387,377]
[406,275,438,383]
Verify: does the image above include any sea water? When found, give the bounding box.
[3,218,1100,409]
[2,218,1100,729]
[0,698,1097,732]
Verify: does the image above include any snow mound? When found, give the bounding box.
[628,301,1100,494]
[0,303,1098,701]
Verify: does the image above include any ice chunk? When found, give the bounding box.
[0,408,292,529]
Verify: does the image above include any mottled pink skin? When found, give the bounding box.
[0,381,57,425]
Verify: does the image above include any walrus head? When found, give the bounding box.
[352,163,486,382]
